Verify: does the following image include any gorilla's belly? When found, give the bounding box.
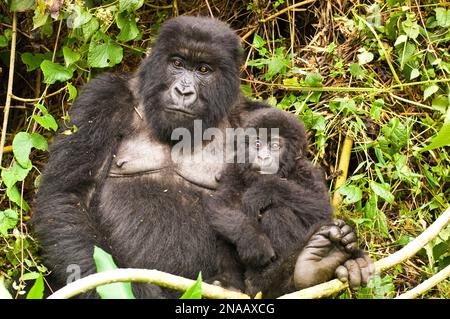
[99,174,218,278]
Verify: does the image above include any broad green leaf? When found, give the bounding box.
[67,82,78,101]
[338,185,362,204]
[402,17,420,40]
[62,46,81,67]
[21,272,40,281]
[0,209,18,237]
[6,186,29,211]
[94,246,135,299]
[119,0,144,12]
[420,122,450,152]
[253,34,266,49]
[409,68,420,80]
[1,162,32,189]
[32,10,49,30]
[394,34,407,46]
[40,60,74,84]
[67,4,92,29]
[12,132,33,167]
[283,77,299,87]
[180,273,202,299]
[26,274,44,299]
[82,17,100,42]
[0,277,12,299]
[435,8,450,28]
[88,32,123,68]
[423,84,439,101]
[304,72,322,87]
[116,12,140,42]
[370,99,384,120]
[378,117,409,156]
[31,133,48,151]
[7,0,35,11]
[357,48,374,65]
[32,114,58,131]
[0,35,8,47]
[21,52,52,72]
[370,181,394,204]
[349,63,366,80]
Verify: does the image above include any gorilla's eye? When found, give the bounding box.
[271,142,280,150]
[198,65,210,74]
[172,58,184,68]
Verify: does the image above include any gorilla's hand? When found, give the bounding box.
[293,220,373,289]
[237,232,276,268]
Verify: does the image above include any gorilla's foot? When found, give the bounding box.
[293,219,373,289]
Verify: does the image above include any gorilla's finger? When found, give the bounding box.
[340,225,353,236]
[316,225,342,242]
[341,231,357,245]
[333,219,346,227]
[364,254,376,277]
[335,265,349,283]
[356,257,370,286]
[344,259,361,289]
[345,242,358,253]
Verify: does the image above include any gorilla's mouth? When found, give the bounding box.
[164,106,196,117]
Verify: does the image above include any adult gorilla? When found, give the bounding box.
[32,16,372,298]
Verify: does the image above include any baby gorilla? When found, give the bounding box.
[205,108,362,296]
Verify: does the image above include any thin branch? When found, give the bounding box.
[0,12,17,166]
[278,205,450,299]
[396,264,450,299]
[11,86,67,103]
[47,269,250,299]
[332,134,353,208]
[259,0,316,23]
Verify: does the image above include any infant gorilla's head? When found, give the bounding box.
[238,108,307,177]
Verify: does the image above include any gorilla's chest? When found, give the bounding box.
[107,116,227,191]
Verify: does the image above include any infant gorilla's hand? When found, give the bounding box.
[293,219,373,289]
[237,233,276,268]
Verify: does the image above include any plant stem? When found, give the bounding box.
[0,12,17,166]
[259,0,316,23]
[332,134,354,208]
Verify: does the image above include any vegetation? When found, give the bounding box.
[0,0,449,299]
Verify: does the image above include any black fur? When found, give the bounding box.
[205,108,334,295]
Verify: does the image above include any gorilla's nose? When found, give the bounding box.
[172,82,197,106]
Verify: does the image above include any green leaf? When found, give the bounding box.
[82,17,100,42]
[94,246,135,299]
[304,72,323,87]
[338,185,362,204]
[0,35,9,48]
[7,0,35,12]
[402,17,420,40]
[67,5,92,29]
[21,272,40,281]
[370,181,394,204]
[435,8,450,28]
[32,114,58,132]
[62,46,81,67]
[420,122,450,152]
[119,0,144,12]
[32,10,49,30]
[394,34,408,46]
[0,209,18,237]
[180,273,202,299]
[0,277,12,299]
[370,99,384,120]
[1,162,32,189]
[349,63,366,80]
[357,48,374,65]
[40,60,74,84]
[26,274,44,299]
[31,133,48,151]
[21,52,52,72]
[12,132,33,167]
[67,82,78,101]
[378,117,409,156]
[423,84,439,101]
[431,95,449,113]
[6,186,29,211]
[253,34,266,49]
[88,32,123,68]
[116,12,140,42]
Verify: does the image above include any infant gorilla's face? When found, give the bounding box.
[249,134,283,175]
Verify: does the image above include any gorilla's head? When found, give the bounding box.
[237,108,308,179]
[138,16,243,143]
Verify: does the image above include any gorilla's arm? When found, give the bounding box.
[32,74,135,289]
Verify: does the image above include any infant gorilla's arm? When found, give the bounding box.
[205,186,276,268]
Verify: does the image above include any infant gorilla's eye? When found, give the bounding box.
[172,58,183,68]
[198,65,210,74]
